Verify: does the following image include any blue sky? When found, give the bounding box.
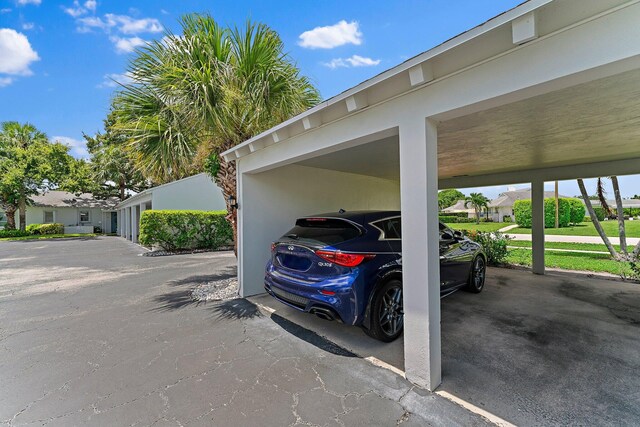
[0,0,637,199]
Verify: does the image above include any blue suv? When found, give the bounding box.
[264,210,486,342]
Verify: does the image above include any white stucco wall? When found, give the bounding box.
[239,164,400,297]
[151,173,226,211]
[18,207,104,230]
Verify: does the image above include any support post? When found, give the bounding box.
[125,207,131,241]
[532,180,545,274]
[118,210,124,237]
[399,117,441,391]
[131,206,138,243]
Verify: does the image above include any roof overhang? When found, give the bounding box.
[221,0,615,162]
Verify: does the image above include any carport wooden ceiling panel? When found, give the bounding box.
[437,69,640,178]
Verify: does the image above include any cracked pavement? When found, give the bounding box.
[0,237,487,426]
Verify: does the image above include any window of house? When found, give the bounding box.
[80,210,90,223]
[44,211,54,223]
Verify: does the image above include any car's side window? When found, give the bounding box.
[372,217,402,239]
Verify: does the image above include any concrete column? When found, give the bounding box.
[138,203,146,242]
[126,207,132,241]
[531,180,545,275]
[121,209,127,238]
[399,117,441,391]
[131,206,138,243]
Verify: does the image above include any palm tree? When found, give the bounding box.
[578,177,640,261]
[465,193,490,224]
[113,15,320,252]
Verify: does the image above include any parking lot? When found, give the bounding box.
[2,237,639,425]
[0,237,483,426]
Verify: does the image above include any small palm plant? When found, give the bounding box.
[465,193,490,224]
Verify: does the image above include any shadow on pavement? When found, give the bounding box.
[269,312,357,357]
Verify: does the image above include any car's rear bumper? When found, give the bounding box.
[264,261,361,325]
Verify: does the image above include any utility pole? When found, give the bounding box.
[555,181,559,228]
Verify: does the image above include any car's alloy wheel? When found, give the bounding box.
[466,256,486,293]
[379,285,403,336]
[364,279,404,342]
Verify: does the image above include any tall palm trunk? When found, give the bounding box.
[610,176,627,253]
[119,178,126,201]
[18,195,26,232]
[3,204,16,230]
[214,156,238,256]
[578,179,618,258]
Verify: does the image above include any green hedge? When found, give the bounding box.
[26,223,65,235]
[0,229,30,238]
[439,215,476,223]
[567,198,586,224]
[514,198,580,228]
[139,210,232,251]
[592,206,606,221]
[440,212,469,218]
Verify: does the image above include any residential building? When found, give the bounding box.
[116,173,226,243]
[9,191,120,233]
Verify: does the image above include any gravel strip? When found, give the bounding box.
[191,278,239,301]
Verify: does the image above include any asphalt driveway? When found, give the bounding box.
[0,237,484,426]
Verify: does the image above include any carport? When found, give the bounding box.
[222,0,640,392]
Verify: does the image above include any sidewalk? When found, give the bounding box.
[505,233,640,245]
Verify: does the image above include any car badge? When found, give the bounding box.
[288,245,294,251]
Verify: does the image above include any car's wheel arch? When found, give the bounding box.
[361,269,402,330]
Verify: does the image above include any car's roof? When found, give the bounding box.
[301,210,401,224]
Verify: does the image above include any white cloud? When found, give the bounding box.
[323,54,380,69]
[84,0,96,12]
[0,29,40,75]
[52,136,89,159]
[0,77,13,87]
[98,71,134,88]
[77,14,161,34]
[110,36,146,54]
[18,0,41,5]
[0,8,11,14]
[298,20,362,49]
[22,22,34,30]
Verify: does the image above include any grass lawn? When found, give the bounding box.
[508,240,622,253]
[0,233,97,242]
[508,220,640,238]
[506,248,632,276]
[446,222,508,232]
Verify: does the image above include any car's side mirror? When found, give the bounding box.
[441,231,454,241]
[453,230,464,240]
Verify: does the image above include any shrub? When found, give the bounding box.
[591,206,606,221]
[515,198,577,228]
[38,223,65,235]
[623,208,640,217]
[514,199,532,227]
[0,229,30,238]
[438,215,459,223]
[544,198,570,228]
[502,215,512,223]
[567,198,586,224]
[139,210,232,251]
[463,231,511,265]
[26,224,42,235]
[456,217,476,223]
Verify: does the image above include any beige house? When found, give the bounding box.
[14,191,119,233]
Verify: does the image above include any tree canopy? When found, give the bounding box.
[438,189,465,210]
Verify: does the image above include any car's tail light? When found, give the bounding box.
[315,250,375,267]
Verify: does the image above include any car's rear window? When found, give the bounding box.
[284,218,362,245]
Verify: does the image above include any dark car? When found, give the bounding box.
[264,211,486,342]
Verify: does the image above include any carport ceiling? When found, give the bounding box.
[296,69,640,183]
[438,68,640,179]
